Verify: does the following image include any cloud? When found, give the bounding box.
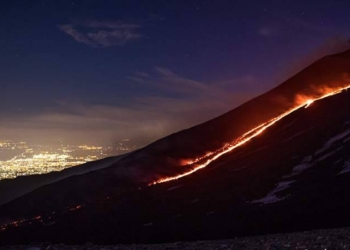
[0,69,258,147]
[129,67,244,99]
[59,25,95,46]
[59,20,142,47]
[134,71,150,78]
[154,67,177,77]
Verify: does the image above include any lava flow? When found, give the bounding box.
[150,85,350,186]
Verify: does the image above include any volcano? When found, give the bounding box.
[1,49,350,245]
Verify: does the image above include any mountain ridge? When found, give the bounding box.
[2,49,350,244]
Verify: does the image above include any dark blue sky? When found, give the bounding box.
[1,0,350,145]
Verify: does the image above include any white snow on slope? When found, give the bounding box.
[253,128,350,204]
[283,156,312,178]
[338,161,350,175]
[167,184,184,191]
[316,128,350,155]
[317,151,336,162]
[251,181,294,204]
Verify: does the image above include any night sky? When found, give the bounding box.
[1,0,350,146]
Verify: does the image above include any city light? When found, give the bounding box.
[0,139,141,180]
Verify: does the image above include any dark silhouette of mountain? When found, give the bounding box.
[1,49,350,245]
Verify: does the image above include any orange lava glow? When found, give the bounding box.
[150,85,350,185]
[305,99,314,108]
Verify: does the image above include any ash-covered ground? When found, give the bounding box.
[2,227,350,250]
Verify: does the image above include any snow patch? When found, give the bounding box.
[283,156,312,178]
[338,161,350,175]
[252,128,350,205]
[167,184,184,191]
[317,151,336,162]
[285,141,345,179]
[251,181,295,204]
[316,128,350,155]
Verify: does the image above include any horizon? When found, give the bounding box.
[2,0,350,178]
[2,0,350,147]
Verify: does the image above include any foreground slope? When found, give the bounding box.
[1,49,350,244]
[2,227,350,250]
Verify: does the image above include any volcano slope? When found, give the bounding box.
[1,50,350,245]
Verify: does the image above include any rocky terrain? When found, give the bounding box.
[2,227,350,249]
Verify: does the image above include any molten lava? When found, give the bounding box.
[150,85,350,185]
[305,99,314,108]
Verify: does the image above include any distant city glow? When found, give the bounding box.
[0,139,141,180]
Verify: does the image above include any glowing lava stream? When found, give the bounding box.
[150,85,350,186]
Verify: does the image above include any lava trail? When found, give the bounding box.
[150,85,350,185]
